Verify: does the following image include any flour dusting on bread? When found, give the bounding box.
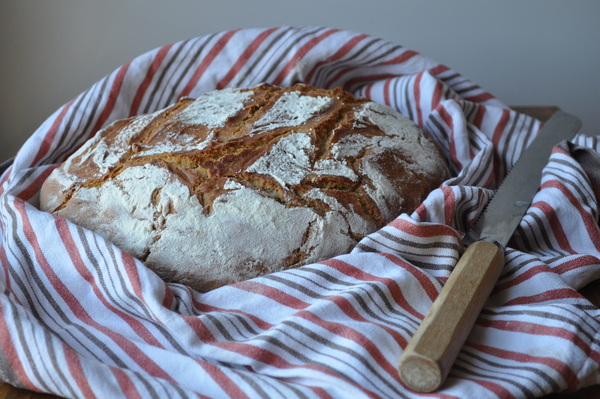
[40,84,449,292]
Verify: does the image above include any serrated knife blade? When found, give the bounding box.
[397,111,582,393]
[467,111,583,247]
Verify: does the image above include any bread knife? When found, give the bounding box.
[397,111,582,392]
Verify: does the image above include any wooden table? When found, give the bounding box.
[1,107,598,398]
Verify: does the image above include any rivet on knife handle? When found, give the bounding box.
[397,111,581,392]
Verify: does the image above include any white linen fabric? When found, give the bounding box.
[0,26,599,398]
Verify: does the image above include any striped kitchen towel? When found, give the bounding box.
[0,26,599,398]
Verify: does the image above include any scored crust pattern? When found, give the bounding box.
[40,84,449,292]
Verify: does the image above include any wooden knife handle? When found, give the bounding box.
[397,240,505,392]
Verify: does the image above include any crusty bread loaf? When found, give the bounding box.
[40,84,449,292]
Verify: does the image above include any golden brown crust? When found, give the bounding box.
[40,84,450,291]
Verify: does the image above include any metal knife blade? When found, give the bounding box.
[467,111,583,247]
[397,111,582,393]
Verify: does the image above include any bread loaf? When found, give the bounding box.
[40,84,449,292]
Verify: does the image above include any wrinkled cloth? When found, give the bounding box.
[0,26,599,398]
